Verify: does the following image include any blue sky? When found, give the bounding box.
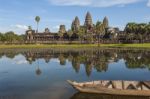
[0,0,150,34]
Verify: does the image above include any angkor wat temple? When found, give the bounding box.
[25,12,150,44]
[26,12,120,43]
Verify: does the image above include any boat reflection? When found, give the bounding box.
[70,92,150,99]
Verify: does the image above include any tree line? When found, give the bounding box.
[124,22,150,43]
[0,31,25,43]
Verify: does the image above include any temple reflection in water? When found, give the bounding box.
[0,48,150,77]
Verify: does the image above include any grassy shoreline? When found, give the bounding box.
[0,43,150,49]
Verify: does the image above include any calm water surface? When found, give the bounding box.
[0,48,150,99]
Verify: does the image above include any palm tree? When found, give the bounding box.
[138,33,143,43]
[35,16,40,33]
[145,24,150,42]
[125,23,136,33]
[145,24,150,34]
[137,24,145,34]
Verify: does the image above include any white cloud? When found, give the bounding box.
[0,24,28,34]
[50,59,60,63]
[12,24,28,30]
[113,24,125,30]
[11,24,28,34]
[49,0,91,6]
[144,15,150,21]
[52,25,60,29]
[51,25,60,32]
[15,60,28,64]
[48,0,142,7]
[12,55,28,65]
[147,0,150,7]
[93,0,141,7]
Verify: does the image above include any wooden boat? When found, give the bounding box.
[67,80,150,96]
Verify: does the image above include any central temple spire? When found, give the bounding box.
[84,11,93,29]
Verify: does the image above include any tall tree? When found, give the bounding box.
[96,21,102,27]
[4,31,16,43]
[67,29,73,40]
[96,22,105,46]
[35,16,40,33]
[125,23,136,33]
[0,33,5,42]
[78,26,86,42]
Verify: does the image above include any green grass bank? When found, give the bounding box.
[0,43,150,49]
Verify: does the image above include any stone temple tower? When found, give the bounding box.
[72,16,80,32]
[84,12,93,30]
[59,25,66,34]
[103,16,109,28]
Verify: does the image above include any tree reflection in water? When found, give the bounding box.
[36,66,42,76]
[0,48,150,76]
[70,92,149,99]
[35,60,42,76]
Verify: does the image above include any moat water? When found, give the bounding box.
[0,48,150,99]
